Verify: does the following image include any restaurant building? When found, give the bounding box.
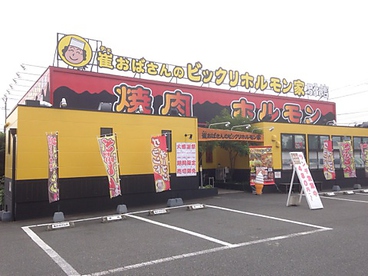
[2,33,368,220]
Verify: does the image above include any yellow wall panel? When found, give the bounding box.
[200,122,368,172]
[11,106,198,180]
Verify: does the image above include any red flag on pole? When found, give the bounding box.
[323,140,336,180]
[151,135,170,192]
[97,134,122,198]
[47,133,59,203]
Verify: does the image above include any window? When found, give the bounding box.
[281,134,306,170]
[206,149,213,163]
[353,137,368,168]
[161,130,172,152]
[100,127,113,136]
[307,135,329,169]
[7,130,11,154]
[332,135,351,169]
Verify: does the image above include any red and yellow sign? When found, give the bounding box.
[249,146,275,186]
[55,33,330,100]
[361,143,368,178]
[338,141,356,178]
[198,128,263,142]
[151,135,170,192]
[46,34,337,126]
[323,140,336,180]
[97,134,121,198]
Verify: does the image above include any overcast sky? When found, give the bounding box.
[1,0,367,128]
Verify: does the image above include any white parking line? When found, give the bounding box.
[88,229,330,276]
[22,226,80,276]
[87,245,230,276]
[22,204,332,276]
[206,205,332,230]
[125,213,233,246]
[320,196,368,203]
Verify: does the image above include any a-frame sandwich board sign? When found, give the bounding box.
[287,152,323,210]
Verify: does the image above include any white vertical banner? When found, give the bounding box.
[176,142,197,177]
[289,152,323,210]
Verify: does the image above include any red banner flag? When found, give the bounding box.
[361,143,368,178]
[47,133,59,203]
[338,141,356,178]
[323,140,336,180]
[97,134,121,198]
[151,135,170,192]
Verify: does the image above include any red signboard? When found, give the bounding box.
[18,33,336,126]
[19,63,336,126]
[323,140,336,180]
[40,67,336,126]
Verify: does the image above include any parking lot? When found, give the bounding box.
[2,189,368,276]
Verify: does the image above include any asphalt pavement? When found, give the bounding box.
[1,189,368,276]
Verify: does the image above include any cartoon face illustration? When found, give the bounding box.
[62,38,86,65]
[155,179,165,192]
[57,35,92,68]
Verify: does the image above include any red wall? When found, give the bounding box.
[26,66,336,125]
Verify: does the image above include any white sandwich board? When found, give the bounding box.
[287,152,323,210]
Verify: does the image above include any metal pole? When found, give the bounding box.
[2,95,7,132]
[4,95,7,120]
[200,165,203,188]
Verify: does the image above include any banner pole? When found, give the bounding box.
[200,165,203,188]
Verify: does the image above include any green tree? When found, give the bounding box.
[0,131,4,176]
[198,140,217,166]
[208,109,255,181]
[0,131,4,208]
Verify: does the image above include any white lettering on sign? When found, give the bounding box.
[106,215,123,221]
[152,209,168,215]
[191,204,205,210]
[51,222,71,229]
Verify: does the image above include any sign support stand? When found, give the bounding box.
[286,167,303,206]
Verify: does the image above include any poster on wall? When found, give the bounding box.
[338,141,356,178]
[361,144,368,178]
[249,146,275,186]
[151,135,171,192]
[323,140,336,180]
[289,152,323,209]
[46,132,59,203]
[97,134,122,198]
[176,142,197,177]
